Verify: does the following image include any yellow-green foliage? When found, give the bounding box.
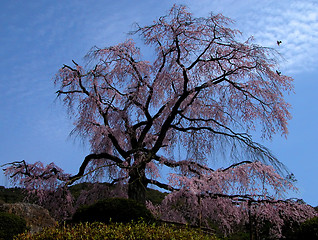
[15,221,219,240]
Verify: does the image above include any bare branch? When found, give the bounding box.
[221,160,253,172]
[68,153,124,185]
[146,178,177,192]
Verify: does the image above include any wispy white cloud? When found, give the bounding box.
[236,1,318,73]
[183,0,318,74]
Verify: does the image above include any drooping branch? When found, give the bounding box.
[200,191,304,206]
[154,155,213,172]
[68,153,124,185]
[221,160,253,172]
[146,178,177,192]
[170,124,284,170]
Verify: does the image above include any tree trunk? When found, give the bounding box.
[128,161,147,205]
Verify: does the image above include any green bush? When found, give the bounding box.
[146,188,167,205]
[16,221,219,240]
[294,216,318,239]
[0,187,25,203]
[224,231,250,240]
[72,198,155,224]
[0,212,27,240]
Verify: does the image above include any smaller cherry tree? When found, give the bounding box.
[2,160,74,219]
[146,161,317,239]
[2,160,128,220]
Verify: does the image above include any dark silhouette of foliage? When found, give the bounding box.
[68,182,118,201]
[293,217,318,239]
[72,198,155,224]
[0,183,166,208]
[0,212,27,240]
[146,188,167,205]
[0,187,25,203]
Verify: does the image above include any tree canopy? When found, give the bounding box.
[5,3,294,200]
[49,4,292,201]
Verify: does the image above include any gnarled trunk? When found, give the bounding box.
[128,160,148,204]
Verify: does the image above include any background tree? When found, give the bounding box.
[4,5,293,207]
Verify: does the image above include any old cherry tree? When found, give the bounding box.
[5,5,295,207]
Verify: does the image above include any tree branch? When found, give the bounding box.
[68,153,124,185]
[222,160,253,172]
[154,155,213,172]
[146,178,177,192]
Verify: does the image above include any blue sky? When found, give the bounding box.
[0,0,317,206]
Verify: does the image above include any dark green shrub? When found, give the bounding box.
[146,188,167,205]
[72,198,155,224]
[294,216,318,239]
[0,212,27,240]
[224,231,250,240]
[0,187,25,203]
